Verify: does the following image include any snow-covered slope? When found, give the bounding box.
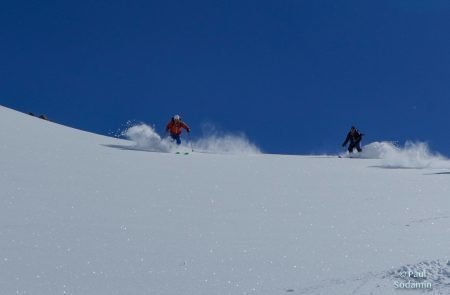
[1,105,450,295]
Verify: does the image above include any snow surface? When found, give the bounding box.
[1,105,450,295]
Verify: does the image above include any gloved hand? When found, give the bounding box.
[187,128,191,133]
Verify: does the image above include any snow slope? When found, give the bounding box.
[1,105,450,295]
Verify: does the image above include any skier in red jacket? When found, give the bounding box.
[166,115,190,145]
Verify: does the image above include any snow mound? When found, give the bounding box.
[359,141,449,169]
[121,123,261,154]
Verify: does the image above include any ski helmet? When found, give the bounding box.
[174,114,181,121]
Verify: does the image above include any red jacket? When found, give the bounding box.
[166,120,190,136]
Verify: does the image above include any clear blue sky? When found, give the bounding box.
[1,0,450,155]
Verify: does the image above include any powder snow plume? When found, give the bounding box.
[360,141,450,169]
[121,123,261,154]
[192,134,261,154]
[121,124,173,152]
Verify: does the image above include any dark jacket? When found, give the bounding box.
[342,129,363,146]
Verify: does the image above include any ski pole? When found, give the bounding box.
[188,132,194,152]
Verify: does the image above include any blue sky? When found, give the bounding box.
[1,0,450,155]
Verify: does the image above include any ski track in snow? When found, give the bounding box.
[407,216,450,226]
[295,259,450,295]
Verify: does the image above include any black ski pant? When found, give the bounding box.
[348,141,362,153]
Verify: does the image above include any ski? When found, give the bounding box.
[175,152,190,155]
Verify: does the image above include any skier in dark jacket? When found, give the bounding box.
[166,115,190,145]
[342,126,364,153]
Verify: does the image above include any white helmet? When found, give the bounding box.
[173,114,181,120]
